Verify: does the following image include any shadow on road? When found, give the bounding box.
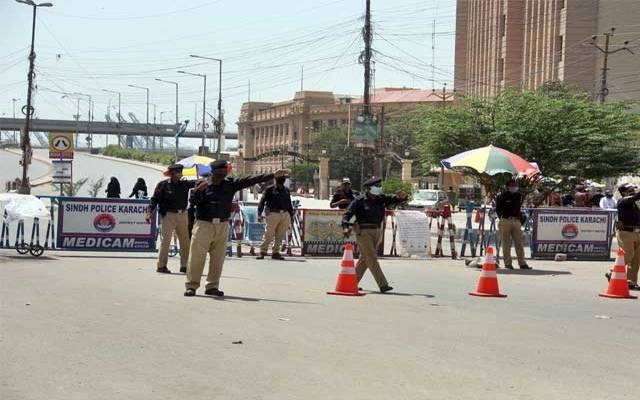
[1,255,58,261]
[366,291,435,298]
[496,269,572,276]
[195,294,319,305]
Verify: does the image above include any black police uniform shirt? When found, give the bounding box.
[331,189,360,209]
[258,185,294,216]
[191,174,274,221]
[150,179,196,216]
[495,191,523,219]
[617,192,640,228]
[342,194,403,228]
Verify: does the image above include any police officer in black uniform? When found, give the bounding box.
[342,177,408,293]
[495,180,531,270]
[330,177,360,209]
[257,174,294,259]
[184,161,289,297]
[147,164,196,274]
[613,183,640,290]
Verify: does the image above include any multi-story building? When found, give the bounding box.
[454,0,640,100]
[236,88,453,174]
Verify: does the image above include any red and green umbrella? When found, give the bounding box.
[441,145,539,177]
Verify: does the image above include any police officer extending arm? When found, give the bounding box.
[184,160,289,297]
[330,177,359,209]
[342,177,407,293]
[147,164,196,274]
[257,174,294,260]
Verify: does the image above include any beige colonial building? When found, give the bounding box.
[454,0,640,100]
[236,88,453,174]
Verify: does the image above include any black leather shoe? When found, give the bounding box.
[256,253,267,260]
[184,288,196,297]
[519,264,532,270]
[180,266,187,273]
[205,288,224,297]
[504,265,514,270]
[271,253,285,260]
[629,282,640,291]
[379,285,394,293]
[156,267,171,274]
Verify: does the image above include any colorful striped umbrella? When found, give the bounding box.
[441,145,539,177]
[176,155,216,177]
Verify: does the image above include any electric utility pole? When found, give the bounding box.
[589,27,634,103]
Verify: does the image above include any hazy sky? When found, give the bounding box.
[1,0,456,131]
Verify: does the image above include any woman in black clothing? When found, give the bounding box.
[106,177,121,198]
[129,177,148,199]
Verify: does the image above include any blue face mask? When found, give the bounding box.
[508,186,519,193]
[369,186,383,196]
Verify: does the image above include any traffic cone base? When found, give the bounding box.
[469,246,507,298]
[327,243,365,297]
[599,249,637,299]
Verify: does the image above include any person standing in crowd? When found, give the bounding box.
[548,188,562,207]
[599,189,617,209]
[146,164,195,274]
[106,177,121,198]
[495,180,531,270]
[184,161,289,297]
[590,188,604,208]
[609,184,640,290]
[257,174,294,260]
[574,185,588,207]
[330,177,359,209]
[342,177,408,293]
[128,177,148,199]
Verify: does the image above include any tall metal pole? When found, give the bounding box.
[155,78,179,157]
[590,27,634,103]
[12,98,20,145]
[17,2,52,194]
[128,85,150,149]
[363,0,372,116]
[189,56,223,157]
[202,75,207,153]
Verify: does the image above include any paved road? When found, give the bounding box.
[0,149,50,192]
[1,253,637,400]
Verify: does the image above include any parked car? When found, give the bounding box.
[407,189,449,211]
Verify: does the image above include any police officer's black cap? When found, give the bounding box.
[363,177,382,187]
[210,160,228,170]
[618,183,632,194]
[168,163,184,171]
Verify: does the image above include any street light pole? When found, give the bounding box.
[128,84,150,150]
[155,78,179,157]
[190,55,223,158]
[73,93,92,151]
[15,0,53,194]
[177,70,207,155]
[11,98,21,145]
[102,89,122,146]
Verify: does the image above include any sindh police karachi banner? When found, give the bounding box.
[56,197,157,251]
[531,208,614,260]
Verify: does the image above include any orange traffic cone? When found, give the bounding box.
[327,243,365,296]
[599,248,637,299]
[469,246,507,298]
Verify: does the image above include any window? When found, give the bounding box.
[558,35,564,61]
[328,119,337,128]
[498,58,504,82]
[500,14,506,37]
[341,119,348,125]
[312,120,322,132]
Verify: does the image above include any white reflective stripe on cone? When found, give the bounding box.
[611,272,627,280]
[614,257,625,266]
[485,255,496,264]
[340,267,356,275]
[481,270,497,278]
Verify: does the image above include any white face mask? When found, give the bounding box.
[369,186,383,196]
[284,178,291,189]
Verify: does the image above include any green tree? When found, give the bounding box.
[414,83,640,181]
[309,128,365,188]
[88,177,105,198]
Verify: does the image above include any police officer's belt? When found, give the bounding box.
[166,209,187,213]
[197,217,229,223]
[268,209,288,213]
[357,223,380,229]
[620,226,640,233]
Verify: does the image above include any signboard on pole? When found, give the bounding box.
[354,114,378,148]
[56,197,157,251]
[531,208,613,260]
[49,132,74,159]
[51,160,72,184]
[302,209,356,256]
